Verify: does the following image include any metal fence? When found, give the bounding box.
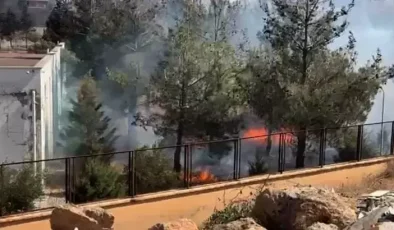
[1,120,394,216]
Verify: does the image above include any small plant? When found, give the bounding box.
[0,165,44,215]
[133,146,182,194]
[72,159,126,203]
[27,39,55,53]
[248,149,268,176]
[202,200,254,230]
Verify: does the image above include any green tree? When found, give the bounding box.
[2,9,19,48]
[260,0,383,168]
[149,1,242,172]
[43,0,74,43]
[0,165,43,215]
[17,0,33,48]
[60,75,118,157]
[73,159,126,203]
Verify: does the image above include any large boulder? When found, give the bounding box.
[252,185,356,230]
[50,205,114,230]
[149,218,199,230]
[212,218,267,230]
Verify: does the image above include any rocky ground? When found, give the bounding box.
[48,161,394,230]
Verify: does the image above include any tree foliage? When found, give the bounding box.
[60,75,118,157]
[253,0,383,168]
[0,166,43,215]
[149,0,243,172]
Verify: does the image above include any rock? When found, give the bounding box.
[372,222,394,230]
[50,204,114,230]
[251,185,356,230]
[306,222,339,230]
[212,218,267,230]
[148,218,198,230]
[83,206,114,229]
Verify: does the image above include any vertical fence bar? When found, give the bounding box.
[188,144,192,188]
[128,151,132,197]
[319,129,326,167]
[183,145,188,188]
[237,138,242,179]
[356,125,363,161]
[0,164,3,216]
[131,150,136,196]
[71,158,75,203]
[391,122,394,155]
[233,139,238,180]
[278,134,284,173]
[64,158,69,203]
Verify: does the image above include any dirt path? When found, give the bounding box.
[2,161,390,230]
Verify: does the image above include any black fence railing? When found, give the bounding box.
[1,120,394,217]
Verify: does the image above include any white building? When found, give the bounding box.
[0,43,65,164]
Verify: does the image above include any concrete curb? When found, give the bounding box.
[1,155,392,227]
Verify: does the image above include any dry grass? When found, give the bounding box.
[336,160,394,207]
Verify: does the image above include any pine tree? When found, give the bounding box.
[17,0,32,48]
[259,0,383,168]
[2,9,18,48]
[44,0,74,43]
[61,75,118,158]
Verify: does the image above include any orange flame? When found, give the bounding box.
[192,169,217,184]
[243,128,293,144]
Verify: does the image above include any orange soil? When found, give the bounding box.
[2,161,388,230]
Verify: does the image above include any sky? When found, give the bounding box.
[336,0,394,123]
[242,0,394,124]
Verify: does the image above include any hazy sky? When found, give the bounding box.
[336,0,394,123]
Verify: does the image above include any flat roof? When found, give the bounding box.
[0,52,46,67]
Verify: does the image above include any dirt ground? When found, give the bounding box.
[2,160,392,230]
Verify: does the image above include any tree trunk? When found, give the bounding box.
[296,129,306,168]
[9,39,13,49]
[173,119,184,173]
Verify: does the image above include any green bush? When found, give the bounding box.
[0,165,44,215]
[202,200,254,230]
[133,146,182,194]
[333,129,375,163]
[72,159,126,203]
[248,148,269,176]
[27,39,55,54]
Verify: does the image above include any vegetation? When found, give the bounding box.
[61,76,123,203]
[0,165,43,215]
[133,145,182,194]
[202,200,254,230]
[73,159,126,203]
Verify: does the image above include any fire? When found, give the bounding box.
[243,128,293,144]
[191,169,217,184]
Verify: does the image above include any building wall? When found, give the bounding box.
[0,68,40,163]
[0,44,64,163]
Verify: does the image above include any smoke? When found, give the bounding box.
[55,0,394,177]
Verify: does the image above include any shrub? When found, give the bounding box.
[248,148,268,176]
[72,159,126,203]
[133,146,182,194]
[333,129,375,163]
[27,39,55,54]
[0,165,44,215]
[202,200,254,230]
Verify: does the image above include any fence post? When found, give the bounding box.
[131,151,136,196]
[278,134,284,173]
[391,122,394,155]
[128,151,132,197]
[319,129,326,167]
[237,138,242,179]
[64,158,69,203]
[356,125,364,161]
[188,144,192,188]
[0,164,3,216]
[183,145,189,188]
[233,139,238,180]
